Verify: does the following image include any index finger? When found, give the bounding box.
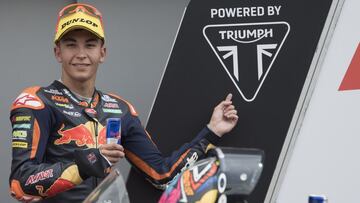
[113,144,124,151]
[225,93,232,102]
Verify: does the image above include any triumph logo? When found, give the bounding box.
[203,22,290,102]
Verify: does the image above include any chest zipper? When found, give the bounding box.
[93,120,99,187]
[94,121,98,148]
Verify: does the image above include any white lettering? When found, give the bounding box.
[274,5,281,15]
[268,6,281,16]
[210,9,218,18]
[219,28,273,40]
[210,7,265,18]
[226,8,236,17]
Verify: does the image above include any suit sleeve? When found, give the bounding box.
[122,109,220,189]
[9,88,82,202]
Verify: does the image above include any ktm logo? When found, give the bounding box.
[51,95,69,103]
[339,43,360,91]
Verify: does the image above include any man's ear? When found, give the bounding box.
[100,46,107,63]
[54,44,62,63]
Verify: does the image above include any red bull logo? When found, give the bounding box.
[55,124,94,146]
[55,123,106,147]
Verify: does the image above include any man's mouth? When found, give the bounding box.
[71,63,90,67]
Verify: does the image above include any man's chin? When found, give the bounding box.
[70,75,94,83]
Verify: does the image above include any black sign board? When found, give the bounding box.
[127,0,337,202]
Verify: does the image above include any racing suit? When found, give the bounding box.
[9,80,220,202]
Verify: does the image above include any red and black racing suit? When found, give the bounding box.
[9,80,220,202]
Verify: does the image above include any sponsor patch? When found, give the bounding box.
[79,101,89,107]
[12,142,28,148]
[63,110,81,117]
[101,95,117,103]
[13,93,42,108]
[13,123,31,129]
[103,108,122,114]
[13,130,27,139]
[85,108,97,115]
[61,18,98,30]
[12,116,31,122]
[51,95,69,103]
[87,152,97,164]
[44,89,63,95]
[25,169,54,186]
[55,123,97,147]
[55,102,74,109]
[103,102,120,108]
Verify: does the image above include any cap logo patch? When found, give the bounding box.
[61,18,98,30]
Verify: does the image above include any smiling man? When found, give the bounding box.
[9,3,238,203]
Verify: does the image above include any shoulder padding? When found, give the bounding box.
[11,86,44,111]
[108,93,138,116]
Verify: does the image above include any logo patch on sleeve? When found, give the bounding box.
[13,93,42,107]
[12,131,28,140]
[25,169,54,186]
[12,87,44,110]
[12,142,28,148]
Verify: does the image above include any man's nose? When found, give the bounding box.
[76,47,87,60]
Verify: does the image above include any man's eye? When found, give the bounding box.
[66,44,76,47]
[87,44,96,47]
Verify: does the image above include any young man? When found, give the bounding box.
[9,3,238,203]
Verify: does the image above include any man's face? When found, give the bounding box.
[54,29,106,83]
